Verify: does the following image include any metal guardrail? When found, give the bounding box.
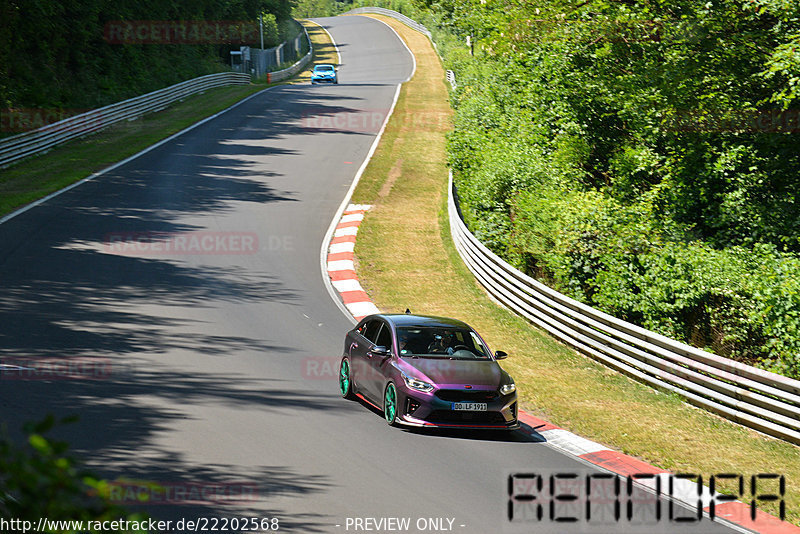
[0,72,250,169]
[448,173,800,445]
[267,25,313,83]
[343,7,432,38]
[253,21,311,79]
[446,70,457,89]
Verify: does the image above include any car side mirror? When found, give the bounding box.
[370,345,390,357]
[495,350,508,360]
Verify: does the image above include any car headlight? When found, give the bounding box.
[402,373,434,393]
[500,382,516,395]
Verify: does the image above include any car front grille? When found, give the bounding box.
[435,389,498,402]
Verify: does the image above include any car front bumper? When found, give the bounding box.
[396,388,519,430]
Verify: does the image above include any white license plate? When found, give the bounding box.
[452,402,487,411]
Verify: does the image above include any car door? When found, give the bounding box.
[349,319,382,396]
[363,322,394,401]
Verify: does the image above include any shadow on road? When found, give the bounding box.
[0,85,392,529]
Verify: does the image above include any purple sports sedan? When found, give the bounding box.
[339,314,519,430]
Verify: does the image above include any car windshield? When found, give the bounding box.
[315,65,334,72]
[396,326,490,360]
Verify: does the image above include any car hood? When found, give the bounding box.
[402,358,502,388]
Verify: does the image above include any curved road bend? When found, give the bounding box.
[0,15,737,534]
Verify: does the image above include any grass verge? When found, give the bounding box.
[350,14,800,525]
[0,19,336,219]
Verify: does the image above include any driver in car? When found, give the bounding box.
[428,331,455,355]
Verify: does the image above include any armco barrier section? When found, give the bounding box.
[268,25,313,83]
[343,7,432,38]
[448,174,800,445]
[252,20,308,75]
[0,72,250,168]
[446,70,457,89]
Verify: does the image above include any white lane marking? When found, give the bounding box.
[317,16,410,323]
[0,364,35,371]
[319,72,402,322]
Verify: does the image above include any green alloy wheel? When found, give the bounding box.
[339,358,354,399]
[384,382,398,425]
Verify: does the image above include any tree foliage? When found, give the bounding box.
[436,0,800,377]
[0,0,295,112]
[1,416,146,533]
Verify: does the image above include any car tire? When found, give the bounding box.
[383,382,399,426]
[339,357,355,400]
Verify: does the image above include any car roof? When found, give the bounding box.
[371,313,473,329]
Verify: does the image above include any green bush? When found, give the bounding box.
[0,0,295,112]
[0,416,146,533]
[429,0,800,378]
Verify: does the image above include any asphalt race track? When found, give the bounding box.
[0,16,740,534]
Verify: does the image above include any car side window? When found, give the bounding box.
[363,320,382,343]
[376,324,392,351]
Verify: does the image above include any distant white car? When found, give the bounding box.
[311,64,338,84]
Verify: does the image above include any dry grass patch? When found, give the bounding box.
[350,13,800,525]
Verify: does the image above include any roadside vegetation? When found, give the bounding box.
[0,0,297,114]
[0,21,337,518]
[348,13,800,525]
[328,0,800,380]
[437,0,800,379]
[0,21,334,219]
[0,417,147,533]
